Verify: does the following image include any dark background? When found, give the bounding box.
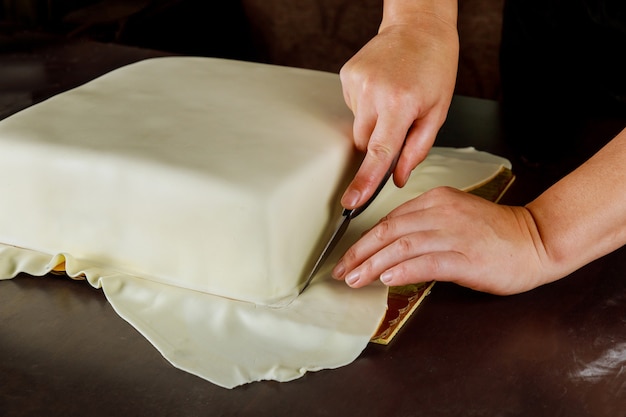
[0,0,505,100]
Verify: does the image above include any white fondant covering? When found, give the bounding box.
[0,57,355,305]
[0,57,511,388]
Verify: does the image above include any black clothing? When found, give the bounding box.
[500,0,626,164]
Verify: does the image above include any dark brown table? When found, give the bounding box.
[1,33,625,417]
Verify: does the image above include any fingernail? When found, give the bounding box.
[342,189,360,208]
[380,270,393,285]
[345,271,360,286]
[332,262,345,279]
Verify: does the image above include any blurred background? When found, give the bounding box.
[0,0,504,100]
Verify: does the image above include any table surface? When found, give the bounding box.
[1,33,625,417]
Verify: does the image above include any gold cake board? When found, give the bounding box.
[370,166,515,345]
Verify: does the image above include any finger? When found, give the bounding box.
[383,187,465,220]
[378,251,471,287]
[333,211,432,280]
[351,105,376,152]
[341,112,413,209]
[343,229,446,288]
[394,113,444,187]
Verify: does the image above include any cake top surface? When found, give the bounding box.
[0,57,354,194]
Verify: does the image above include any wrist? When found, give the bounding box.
[381,0,458,32]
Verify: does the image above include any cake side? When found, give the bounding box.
[0,57,356,304]
[265,142,356,300]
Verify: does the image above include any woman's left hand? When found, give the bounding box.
[332,186,550,295]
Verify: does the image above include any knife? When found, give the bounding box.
[299,152,400,294]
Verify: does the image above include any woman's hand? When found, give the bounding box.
[339,8,459,210]
[333,187,552,295]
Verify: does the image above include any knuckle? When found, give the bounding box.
[385,88,413,111]
[421,186,458,207]
[395,236,415,256]
[421,254,446,278]
[372,218,393,242]
[424,186,452,198]
[339,61,359,83]
[366,141,394,161]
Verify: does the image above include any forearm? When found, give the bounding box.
[526,127,626,280]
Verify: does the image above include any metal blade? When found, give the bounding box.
[299,212,351,294]
[298,150,401,294]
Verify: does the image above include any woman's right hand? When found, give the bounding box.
[339,3,459,210]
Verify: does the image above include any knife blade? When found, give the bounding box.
[299,152,400,294]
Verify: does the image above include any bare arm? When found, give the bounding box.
[333,127,626,295]
[526,127,626,281]
[339,0,459,209]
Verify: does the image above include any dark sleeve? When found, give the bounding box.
[499,0,626,164]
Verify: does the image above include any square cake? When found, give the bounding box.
[0,57,356,305]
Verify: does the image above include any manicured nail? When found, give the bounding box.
[380,270,393,285]
[345,271,360,286]
[342,189,361,208]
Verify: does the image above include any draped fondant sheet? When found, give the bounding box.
[0,146,510,388]
[0,57,512,388]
